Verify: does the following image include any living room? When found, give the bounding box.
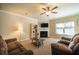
[0,3,79,55]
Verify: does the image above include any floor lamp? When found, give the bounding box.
[19,27,23,41]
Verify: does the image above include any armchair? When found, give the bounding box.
[58,33,79,46]
[0,35,33,55]
[51,33,79,55]
[51,43,72,55]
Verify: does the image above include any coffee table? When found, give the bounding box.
[32,38,44,47]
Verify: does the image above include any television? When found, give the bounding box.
[41,23,48,27]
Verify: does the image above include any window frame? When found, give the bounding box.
[56,21,75,35]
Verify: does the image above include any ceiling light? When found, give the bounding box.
[45,11,51,16]
[40,5,58,16]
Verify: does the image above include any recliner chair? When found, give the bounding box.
[0,35,33,55]
[51,33,79,55]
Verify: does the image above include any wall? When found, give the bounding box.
[49,15,79,39]
[0,10,38,41]
[49,20,57,38]
[0,11,2,34]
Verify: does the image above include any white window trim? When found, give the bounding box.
[56,21,75,35]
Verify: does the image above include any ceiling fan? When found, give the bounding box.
[40,6,58,16]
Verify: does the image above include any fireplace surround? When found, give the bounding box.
[40,31,48,38]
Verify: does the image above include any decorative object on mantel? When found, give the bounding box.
[40,5,58,16]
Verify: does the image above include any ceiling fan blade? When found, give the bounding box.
[52,6,58,10]
[51,12,57,14]
[42,8,47,11]
[47,6,50,11]
[40,12,46,15]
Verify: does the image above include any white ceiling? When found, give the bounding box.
[0,3,79,21]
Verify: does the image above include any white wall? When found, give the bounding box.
[0,11,2,34]
[0,10,38,41]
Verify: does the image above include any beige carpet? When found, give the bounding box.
[20,38,60,55]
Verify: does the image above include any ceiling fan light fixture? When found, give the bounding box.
[40,5,58,16]
[46,11,51,16]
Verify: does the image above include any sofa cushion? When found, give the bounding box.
[0,35,8,55]
[52,43,72,51]
[7,41,18,52]
[51,43,72,55]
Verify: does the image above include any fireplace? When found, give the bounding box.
[40,31,48,38]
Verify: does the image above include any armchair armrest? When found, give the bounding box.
[51,43,72,55]
[58,40,70,46]
[15,42,27,51]
[5,38,17,44]
[61,37,72,41]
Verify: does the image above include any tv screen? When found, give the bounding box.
[41,23,48,27]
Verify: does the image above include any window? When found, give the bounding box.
[56,21,75,35]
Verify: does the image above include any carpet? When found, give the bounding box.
[20,38,60,55]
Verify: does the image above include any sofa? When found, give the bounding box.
[0,35,33,55]
[51,33,79,55]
